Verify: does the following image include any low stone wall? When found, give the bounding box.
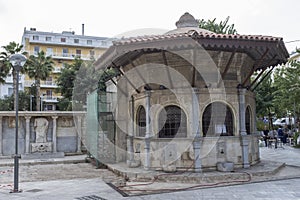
[133,135,260,171]
[0,111,86,157]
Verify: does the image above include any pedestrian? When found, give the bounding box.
[262,126,269,147]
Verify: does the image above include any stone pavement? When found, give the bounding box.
[0,146,299,200]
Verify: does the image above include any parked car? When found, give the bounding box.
[273,117,295,126]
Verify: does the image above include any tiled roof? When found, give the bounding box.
[95,29,289,72]
[113,31,284,46]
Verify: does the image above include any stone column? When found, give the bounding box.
[238,87,250,168]
[25,116,31,154]
[76,115,82,153]
[0,116,2,155]
[192,89,201,172]
[144,91,151,170]
[52,116,58,153]
[127,96,135,166]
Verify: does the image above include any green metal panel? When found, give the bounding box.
[86,90,98,158]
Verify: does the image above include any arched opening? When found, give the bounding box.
[202,102,234,136]
[246,106,251,135]
[158,105,187,138]
[136,106,146,137]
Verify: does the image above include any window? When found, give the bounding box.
[46,36,52,41]
[46,48,53,56]
[61,38,66,42]
[8,88,13,96]
[62,48,68,57]
[46,77,53,86]
[87,40,92,45]
[246,106,251,135]
[46,90,53,99]
[46,105,53,111]
[34,46,40,55]
[137,106,146,137]
[90,50,95,56]
[202,102,234,136]
[76,49,81,57]
[74,39,79,43]
[158,105,187,138]
[33,35,39,40]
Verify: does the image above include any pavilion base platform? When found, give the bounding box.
[104,160,287,196]
[21,152,64,160]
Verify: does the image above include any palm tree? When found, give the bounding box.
[0,42,26,110]
[25,50,54,111]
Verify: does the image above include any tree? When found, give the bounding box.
[56,57,116,111]
[254,71,275,129]
[272,50,300,118]
[0,42,27,110]
[56,58,83,111]
[25,50,54,111]
[198,16,237,34]
[0,91,31,111]
[73,59,102,110]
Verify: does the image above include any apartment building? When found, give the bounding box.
[21,26,112,110]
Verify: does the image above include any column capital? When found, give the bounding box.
[52,115,58,119]
[25,116,31,120]
[238,87,247,94]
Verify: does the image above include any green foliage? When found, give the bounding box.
[255,48,300,126]
[56,58,83,100]
[0,91,31,111]
[73,59,102,110]
[57,57,118,111]
[0,42,26,82]
[255,72,274,116]
[98,68,118,92]
[0,42,27,111]
[198,16,237,34]
[57,98,72,111]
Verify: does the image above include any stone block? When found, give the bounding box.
[217,162,234,172]
[31,142,52,153]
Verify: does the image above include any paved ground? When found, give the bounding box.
[0,146,299,200]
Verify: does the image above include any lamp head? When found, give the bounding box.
[9,54,27,71]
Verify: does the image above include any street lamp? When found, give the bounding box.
[9,53,27,193]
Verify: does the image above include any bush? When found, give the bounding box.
[293,132,299,147]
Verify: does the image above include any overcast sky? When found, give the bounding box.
[0,0,299,54]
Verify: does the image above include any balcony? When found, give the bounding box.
[53,67,62,73]
[42,95,62,103]
[24,80,58,88]
[27,51,102,60]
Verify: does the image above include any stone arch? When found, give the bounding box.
[158,105,187,138]
[202,101,234,137]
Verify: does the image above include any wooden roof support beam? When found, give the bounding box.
[112,62,140,93]
[162,51,173,88]
[218,51,235,87]
[126,55,151,90]
[249,54,277,90]
[102,70,128,97]
[251,61,279,91]
[241,48,269,87]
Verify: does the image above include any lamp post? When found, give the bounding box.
[9,53,27,193]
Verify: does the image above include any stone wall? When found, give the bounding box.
[0,111,85,157]
[133,135,260,171]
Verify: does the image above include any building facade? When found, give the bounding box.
[21,26,112,110]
